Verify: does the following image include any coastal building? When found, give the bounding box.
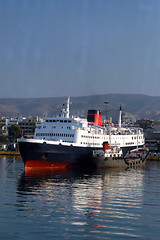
[0,117,8,135]
[0,116,43,138]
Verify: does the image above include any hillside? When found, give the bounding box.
[0,94,160,120]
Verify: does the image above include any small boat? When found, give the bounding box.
[93,142,149,168]
[124,147,149,166]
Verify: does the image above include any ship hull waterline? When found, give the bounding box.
[18,141,94,170]
[18,140,144,170]
[92,156,146,168]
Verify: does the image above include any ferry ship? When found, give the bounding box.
[17,97,145,169]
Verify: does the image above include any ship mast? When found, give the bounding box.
[65,97,71,118]
[118,105,122,128]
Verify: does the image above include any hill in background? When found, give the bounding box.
[0,94,160,121]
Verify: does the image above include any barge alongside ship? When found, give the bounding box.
[93,142,149,168]
[18,97,145,170]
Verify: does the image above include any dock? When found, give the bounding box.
[0,151,20,156]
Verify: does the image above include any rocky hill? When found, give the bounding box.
[0,94,160,121]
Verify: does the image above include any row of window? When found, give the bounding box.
[81,135,100,139]
[81,142,101,146]
[41,126,71,130]
[108,136,143,141]
[81,135,143,141]
[132,136,143,140]
[36,133,74,137]
[19,123,35,126]
[45,120,72,123]
[125,142,134,145]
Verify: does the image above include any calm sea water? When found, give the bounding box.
[0,156,160,239]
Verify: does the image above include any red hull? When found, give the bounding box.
[25,160,74,171]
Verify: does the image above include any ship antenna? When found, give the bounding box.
[104,100,109,121]
[118,105,122,128]
[65,97,72,118]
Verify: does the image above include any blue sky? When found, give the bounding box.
[1,0,160,98]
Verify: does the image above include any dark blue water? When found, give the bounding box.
[0,156,160,239]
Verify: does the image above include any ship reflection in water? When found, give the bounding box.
[1,155,160,239]
[16,165,151,239]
